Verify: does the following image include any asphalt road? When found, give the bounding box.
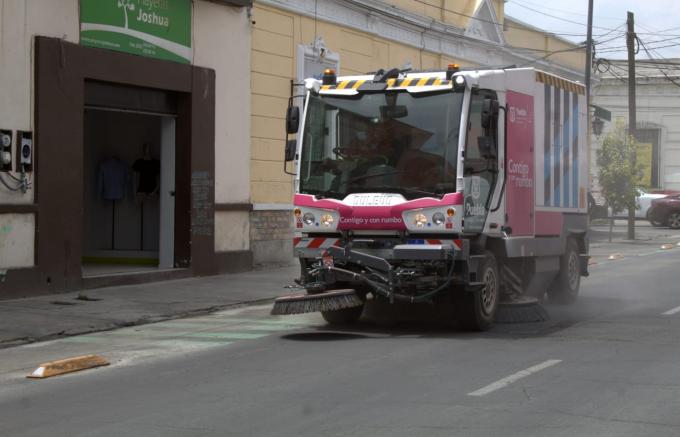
[2,246,680,436]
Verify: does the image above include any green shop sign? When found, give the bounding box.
[80,0,192,64]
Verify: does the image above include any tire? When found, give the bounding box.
[455,251,499,331]
[668,212,680,230]
[650,218,665,227]
[647,210,665,227]
[547,238,581,304]
[321,305,364,325]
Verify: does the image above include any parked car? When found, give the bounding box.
[648,194,680,229]
[607,188,667,223]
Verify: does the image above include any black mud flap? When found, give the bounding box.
[579,254,590,277]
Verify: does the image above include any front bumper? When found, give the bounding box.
[294,236,469,260]
[298,239,483,303]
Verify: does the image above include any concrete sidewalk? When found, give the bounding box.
[588,220,680,262]
[0,264,300,349]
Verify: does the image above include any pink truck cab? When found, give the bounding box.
[279,66,589,330]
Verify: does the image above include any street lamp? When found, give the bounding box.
[592,117,604,137]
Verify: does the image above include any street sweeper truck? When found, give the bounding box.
[272,65,589,330]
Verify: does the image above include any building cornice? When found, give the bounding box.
[256,0,584,81]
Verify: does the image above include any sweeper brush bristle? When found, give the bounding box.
[495,297,550,323]
[271,289,363,315]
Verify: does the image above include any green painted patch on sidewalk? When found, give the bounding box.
[157,338,234,346]
[207,317,317,326]
[180,332,269,340]
[60,335,111,343]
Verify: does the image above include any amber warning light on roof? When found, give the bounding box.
[322,69,337,85]
[446,63,460,80]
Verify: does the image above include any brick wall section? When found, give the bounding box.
[250,210,294,264]
[250,210,293,241]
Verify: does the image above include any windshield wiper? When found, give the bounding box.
[302,189,345,200]
[337,171,408,189]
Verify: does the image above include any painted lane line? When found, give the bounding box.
[662,306,680,315]
[468,359,562,397]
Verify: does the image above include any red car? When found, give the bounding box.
[649,194,680,229]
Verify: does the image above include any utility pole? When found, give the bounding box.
[585,0,593,107]
[626,11,636,240]
[585,0,594,207]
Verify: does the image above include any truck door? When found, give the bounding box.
[463,89,498,233]
[505,90,535,236]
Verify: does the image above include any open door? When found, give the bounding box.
[159,117,176,268]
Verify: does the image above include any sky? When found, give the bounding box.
[504,0,680,60]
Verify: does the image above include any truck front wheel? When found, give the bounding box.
[455,251,499,331]
[547,238,581,304]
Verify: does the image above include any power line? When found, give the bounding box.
[408,0,619,37]
[594,23,626,41]
[505,1,622,31]
[597,41,680,54]
[637,37,680,82]
[507,0,621,21]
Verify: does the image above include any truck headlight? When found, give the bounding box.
[303,212,316,225]
[320,214,334,227]
[432,212,445,225]
[413,213,427,227]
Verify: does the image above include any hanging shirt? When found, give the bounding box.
[133,158,161,194]
[97,157,130,201]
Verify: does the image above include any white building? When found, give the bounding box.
[591,60,680,192]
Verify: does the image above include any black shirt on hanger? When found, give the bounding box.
[132,158,160,194]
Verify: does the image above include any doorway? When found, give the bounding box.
[82,109,176,276]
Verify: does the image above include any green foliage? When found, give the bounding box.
[596,120,641,215]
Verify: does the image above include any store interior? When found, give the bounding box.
[82,108,175,277]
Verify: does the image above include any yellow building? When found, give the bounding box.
[249,0,585,264]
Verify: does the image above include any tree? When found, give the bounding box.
[596,120,641,242]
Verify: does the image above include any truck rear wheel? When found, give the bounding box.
[455,251,499,331]
[547,238,580,304]
[321,305,364,325]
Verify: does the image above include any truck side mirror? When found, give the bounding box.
[286,106,300,134]
[478,136,497,160]
[284,139,296,162]
[481,98,499,130]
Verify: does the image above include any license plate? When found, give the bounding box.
[322,253,334,268]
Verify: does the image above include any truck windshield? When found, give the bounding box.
[299,90,464,200]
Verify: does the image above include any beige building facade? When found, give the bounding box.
[248,0,586,264]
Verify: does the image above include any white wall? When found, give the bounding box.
[192,0,251,251]
[193,1,250,204]
[0,213,34,268]
[0,0,79,205]
[0,0,78,268]
[592,79,680,191]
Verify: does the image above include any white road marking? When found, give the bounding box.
[468,359,562,397]
[662,306,680,315]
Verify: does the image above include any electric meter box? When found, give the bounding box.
[17,131,33,172]
[0,129,12,172]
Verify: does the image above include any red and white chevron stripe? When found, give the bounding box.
[293,238,462,251]
[293,238,341,249]
[422,239,463,250]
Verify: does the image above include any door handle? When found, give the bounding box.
[169,190,175,197]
